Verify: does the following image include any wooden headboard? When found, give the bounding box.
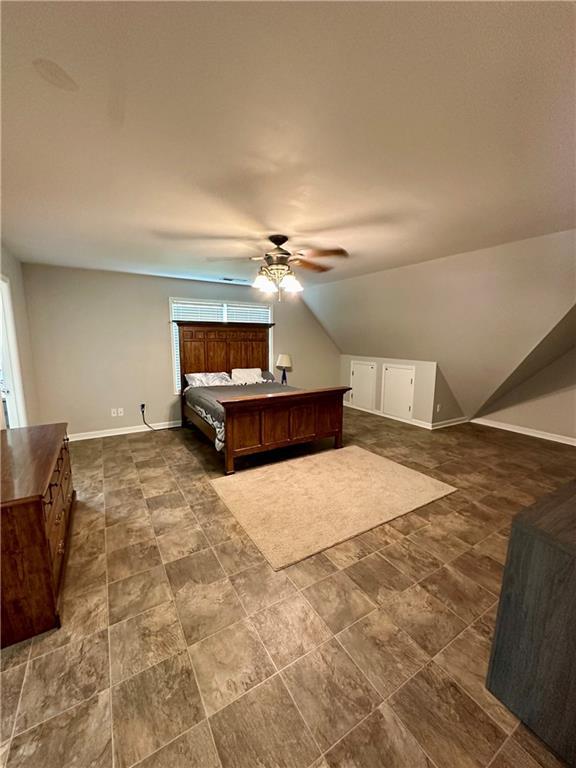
[175,321,274,390]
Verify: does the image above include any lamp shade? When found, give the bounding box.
[276,354,292,370]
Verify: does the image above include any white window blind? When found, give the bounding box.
[226,303,272,324]
[170,298,272,392]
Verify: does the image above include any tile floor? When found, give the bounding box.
[2,409,574,768]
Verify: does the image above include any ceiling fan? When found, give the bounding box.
[250,234,348,296]
[254,234,348,272]
[203,233,348,296]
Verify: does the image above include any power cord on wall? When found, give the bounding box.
[140,403,156,430]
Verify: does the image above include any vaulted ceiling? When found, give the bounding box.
[2,2,574,285]
[305,230,576,418]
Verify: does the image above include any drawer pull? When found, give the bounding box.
[55,511,63,524]
[57,540,65,555]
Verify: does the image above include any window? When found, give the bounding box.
[170,298,273,392]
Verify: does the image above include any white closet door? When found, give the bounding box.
[382,365,415,420]
[350,360,377,410]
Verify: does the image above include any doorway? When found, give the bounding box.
[0,279,25,428]
[382,364,415,420]
[350,360,377,411]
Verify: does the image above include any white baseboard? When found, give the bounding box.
[69,420,181,442]
[470,418,576,447]
[431,416,469,429]
[344,403,468,431]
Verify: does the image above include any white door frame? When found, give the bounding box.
[381,363,415,420]
[0,277,27,427]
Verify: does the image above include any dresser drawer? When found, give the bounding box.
[47,486,68,589]
[42,442,71,520]
[51,533,67,590]
[60,449,73,506]
[43,474,64,530]
[46,442,73,591]
[47,486,66,556]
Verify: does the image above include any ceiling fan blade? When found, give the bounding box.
[205,253,266,262]
[205,256,253,262]
[290,258,332,273]
[151,229,261,242]
[299,247,349,258]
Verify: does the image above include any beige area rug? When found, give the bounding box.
[211,445,456,569]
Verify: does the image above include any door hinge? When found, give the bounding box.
[352,370,354,376]
[408,405,412,412]
[411,378,413,385]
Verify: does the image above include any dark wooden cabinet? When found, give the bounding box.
[1,423,75,647]
[486,480,576,766]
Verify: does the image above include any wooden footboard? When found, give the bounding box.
[217,387,350,473]
[183,386,350,474]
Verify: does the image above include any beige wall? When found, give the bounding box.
[479,348,576,439]
[0,246,38,423]
[22,265,340,435]
[306,230,576,418]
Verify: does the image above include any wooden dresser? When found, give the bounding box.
[487,480,576,765]
[1,423,75,647]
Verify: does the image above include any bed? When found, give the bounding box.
[176,321,350,473]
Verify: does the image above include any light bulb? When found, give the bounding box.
[280,273,303,293]
[259,276,278,293]
[252,272,270,290]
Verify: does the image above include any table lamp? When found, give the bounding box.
[276,354,292,385]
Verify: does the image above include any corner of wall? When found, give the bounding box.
[273,296,341,388]
[432,366,465,423]
[302,296,343,353]
[476,346,576,439]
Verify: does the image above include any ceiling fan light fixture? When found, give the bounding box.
[252,270,270,289]
[251,234,345,298]
[279,271,303,293]
[253,267,278,293]
[261,281,278,295]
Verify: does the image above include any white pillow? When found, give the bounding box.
[231,368,265,385]
[185,372,232,387]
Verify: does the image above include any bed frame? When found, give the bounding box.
[176,321,350,473]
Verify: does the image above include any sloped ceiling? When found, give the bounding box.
[1,2,574,284]
[478,347,576,438]
[478,305,576,415]
[305,230,576,417]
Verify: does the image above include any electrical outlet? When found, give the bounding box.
[111,408,117,417]
[436,403,441,413]
[118,407,124,417]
